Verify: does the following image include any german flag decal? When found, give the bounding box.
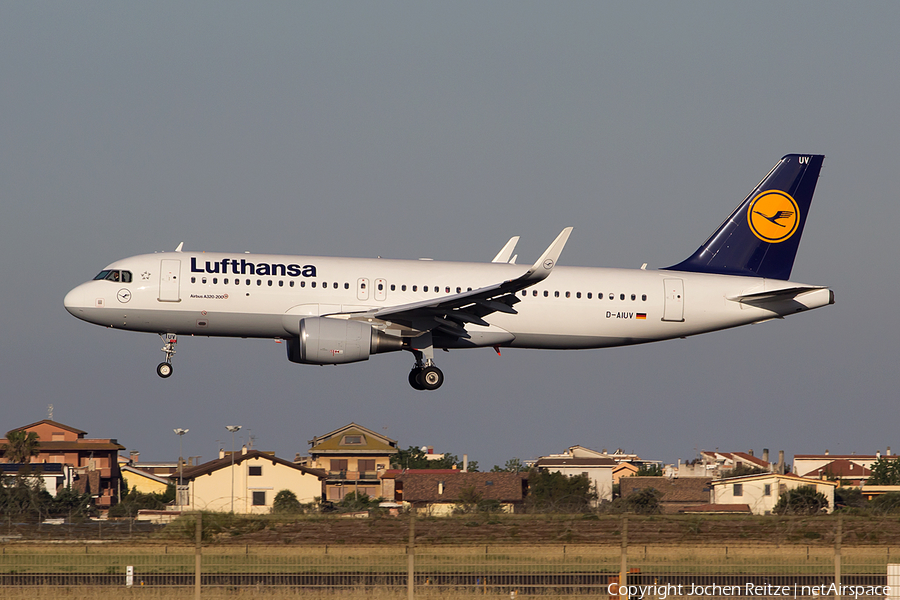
[636,313,647,320]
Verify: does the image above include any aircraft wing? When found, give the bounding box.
[349,228,572,338]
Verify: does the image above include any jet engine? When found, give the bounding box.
[286,317,405,365]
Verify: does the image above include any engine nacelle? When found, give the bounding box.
[286,317,405,365]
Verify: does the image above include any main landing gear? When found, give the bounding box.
[407,333,444,391]
[157,333,177,378]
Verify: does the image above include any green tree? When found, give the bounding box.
[3,431,40,464]
[729,464,767,477]
[635,464,663,477]
[491,458,526,473]
[0,472,52,520]
[867,457,900,485]
[526,469,597,513]
[617,487,663,514]
[773,487,829,515]
[337,491,381,512]
[870,492,900,515]
[393,446,478,472]
[108,488,169,518]
[272,490,302,514]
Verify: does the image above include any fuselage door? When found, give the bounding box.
[357,278,369,301]
[374,278,387,301]
[662,278,684,322]
[158,259,181,302]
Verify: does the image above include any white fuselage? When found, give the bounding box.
[64,251,832,349]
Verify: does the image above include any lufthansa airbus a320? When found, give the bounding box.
[65,154,833,390]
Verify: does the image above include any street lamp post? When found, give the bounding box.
[173,428,188,509]
[225,425,242,513]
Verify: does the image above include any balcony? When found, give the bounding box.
[327,470,379,481]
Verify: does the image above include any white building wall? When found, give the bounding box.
[188,457,322,514]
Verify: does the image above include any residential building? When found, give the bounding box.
[394,470,528,515]
[171,449,327,514]
[711,473,837,515]
[0,463,75,498]
[612,462,639,484]
[300,423,399,501]
[120,465,171,496]
[0,420,124,507]
[793,449,892,487]
[620,476,713,513]
[532,446,615,503]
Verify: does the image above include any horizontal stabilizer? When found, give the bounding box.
[492,236,520,263]
[727,286,828,304]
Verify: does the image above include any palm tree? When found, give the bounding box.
[3,430,40,464]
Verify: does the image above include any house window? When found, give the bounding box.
[249,466,262,476]
[358,459,375,473]
[342,435,364,445]
[330,459,348,472]
[733,483,743,497]
[252,491,266,506]
[764,484,771,496]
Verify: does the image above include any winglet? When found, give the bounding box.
[520,227,573,282]
[492,236,520,263]
[175,242,184,253]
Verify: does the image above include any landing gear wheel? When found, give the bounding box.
[157,362,173,378]
[408,368,425,390]
[419,366,444,391]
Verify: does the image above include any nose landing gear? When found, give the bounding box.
[157,333,177,378]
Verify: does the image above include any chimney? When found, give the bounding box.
[888,447,892,456]
[219,449,225,459]
[762,449,769,463]
[825,449,829,455]
[777,450,785,475]
[242,444,248,456]
[130,450,140,464]
[463,454,469,473]
[749,449,754,457]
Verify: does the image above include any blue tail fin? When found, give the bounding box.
[665,154,824,280]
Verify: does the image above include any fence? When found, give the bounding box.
[1,515,897,599]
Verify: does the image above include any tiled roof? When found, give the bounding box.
[397,471,527,503]
[536,458,616,467]
[730,452,770,469]
[622,477,712,503]
[171,450,327,481]
[308,423,398,455]
[801,459,871,479]
[8,420,87,436]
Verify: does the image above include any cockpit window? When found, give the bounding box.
[93,270,132,283]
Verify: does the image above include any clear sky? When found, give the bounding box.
[2,2,898,469]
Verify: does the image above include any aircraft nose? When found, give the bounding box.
[64,285,86,316]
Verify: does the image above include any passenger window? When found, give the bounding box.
[642,294,647,301]
[290,281,294,287]
[533,290,537,297]
[213,278,218,284]
[257,280,262,286]
[467,288,472,291]
[391,284,396,291]
[456,287,461,293]
[378,283,383,291]
[566,292,571,298]
[554,291,559,298]
[300,281,305,288]
[587,293,592,299]
[202,277,207,284]
[278,280,283,287]
[576,292,581,299]
[334,282,338,289]
[344,283,350,290]
[424,286,429,292]
[620,294,625,300]
[631,294,636,301]
[224,278,229,284]
[401,285,407,291]
[521,291,527,297]
[191,277,196,283]
[608,293,614,300]
[312,282,317,288]
[543,291,549,297]
[412,285,418,292]
[445,287,450,293]
[245,279,250,285]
